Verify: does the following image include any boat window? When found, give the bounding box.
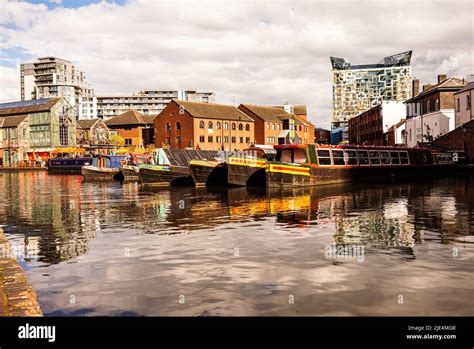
[369,150,380,165]
[390,151,400,165]
[419,152,429,164]
[380,151,391,165]
[399,151,409,165]
[357,150,369,165]
[332,150,345,165]
[344,150,358,165]
[279,149,292,162]
[317,149,331,165]
[294,149,307,164]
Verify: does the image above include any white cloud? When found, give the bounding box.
[0,0,472,128]
[0,65,19,101]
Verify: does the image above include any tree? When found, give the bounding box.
[109,134,125,146]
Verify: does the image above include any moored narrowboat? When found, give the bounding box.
[120,154,152,182]
[189,159,228,186]
[138,148,219,186]
[227,146,277,187]
[81,155,127,181]
[48,156,93,174]
[265,144,456,188]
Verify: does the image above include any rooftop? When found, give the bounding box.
[0,98,61,117]
[454,81,474,95]
[406,77,466,102]
[171,100,254,122]
[105,110,156,127]
[238,104,288,122]
[0,115,28,128]
[331,51,412,70]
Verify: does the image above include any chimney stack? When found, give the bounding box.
[437,74,447,83]
[423,84,433,92]
[412,79,420,97]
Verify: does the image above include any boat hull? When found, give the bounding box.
[266,162,457,188]
[81,165,123,181]
[121,165,140,182]
[189,160,228,186]
[48,157,93,174]
[227,156,267,187]
[138,164,193,186]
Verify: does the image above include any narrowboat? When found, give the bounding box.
[189,159,228,186]
[138,148,219,186]
[120,154,152,182]
[227,145,277,186]
[48,156,93,174]
[265,144,456,188]
[81,155,127,181]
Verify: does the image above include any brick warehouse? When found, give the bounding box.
[154,100,254,151]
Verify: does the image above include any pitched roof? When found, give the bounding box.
[0,98,61,117]
[0,115,28,128]
[77,119,99,129]
[142,114,158,124]
[407,77,466,101]
[173,101,254,122]
[105,110,147,126]
[239,104,288,122]
[454,81,474,95]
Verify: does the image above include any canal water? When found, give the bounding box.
[0,172,473,316]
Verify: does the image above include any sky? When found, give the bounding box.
[0,0,472,128]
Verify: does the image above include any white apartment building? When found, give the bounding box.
[20,57,97,120]
[404,75,466,147]
[96,90,215,119]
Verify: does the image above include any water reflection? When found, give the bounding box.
[0,172,473,315]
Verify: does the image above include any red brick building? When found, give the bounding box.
[154,100,254,151]
[431,119,474,163]
[314,128,330,144]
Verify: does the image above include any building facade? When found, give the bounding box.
[0,98,76,165]
[238,104,314,145]
[330,51,412,144]
[404,75,466,147]
[97,90,215,120]
[314,128,330,144]
[77,119,110,146]
[348,101,405,145]
[105,110,156,146]
[331,51,412,123]
[20,57,96,120]
[154,100,254,151]
[454,81,473,128]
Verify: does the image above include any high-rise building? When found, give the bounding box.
[20,57,96,120]
[96,90,215,119]
[329,51,412,144]
[330,51,412,123]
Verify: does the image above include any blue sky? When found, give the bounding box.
[25,0,128,9]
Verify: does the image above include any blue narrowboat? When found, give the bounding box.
[81,155,127,181]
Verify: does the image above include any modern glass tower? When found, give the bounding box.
[329,51,412,144]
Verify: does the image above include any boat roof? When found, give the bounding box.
[274,143,429,151]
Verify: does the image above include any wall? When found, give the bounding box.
[455,89,473,127]
[431,119,474,162]
[405,111,451,147]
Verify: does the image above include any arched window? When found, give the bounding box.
[232,123,236,130]
[208,121,213,129]
[245,124,250,131]
[224,122,229,130]
[176,121,181,130]
[272,123,275,130]
[170,112,176,117]
[166,123,171,130]
[266,123,270,130]
[238,123,243,131]
[216,122,221,129]
[199,121,205,129]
